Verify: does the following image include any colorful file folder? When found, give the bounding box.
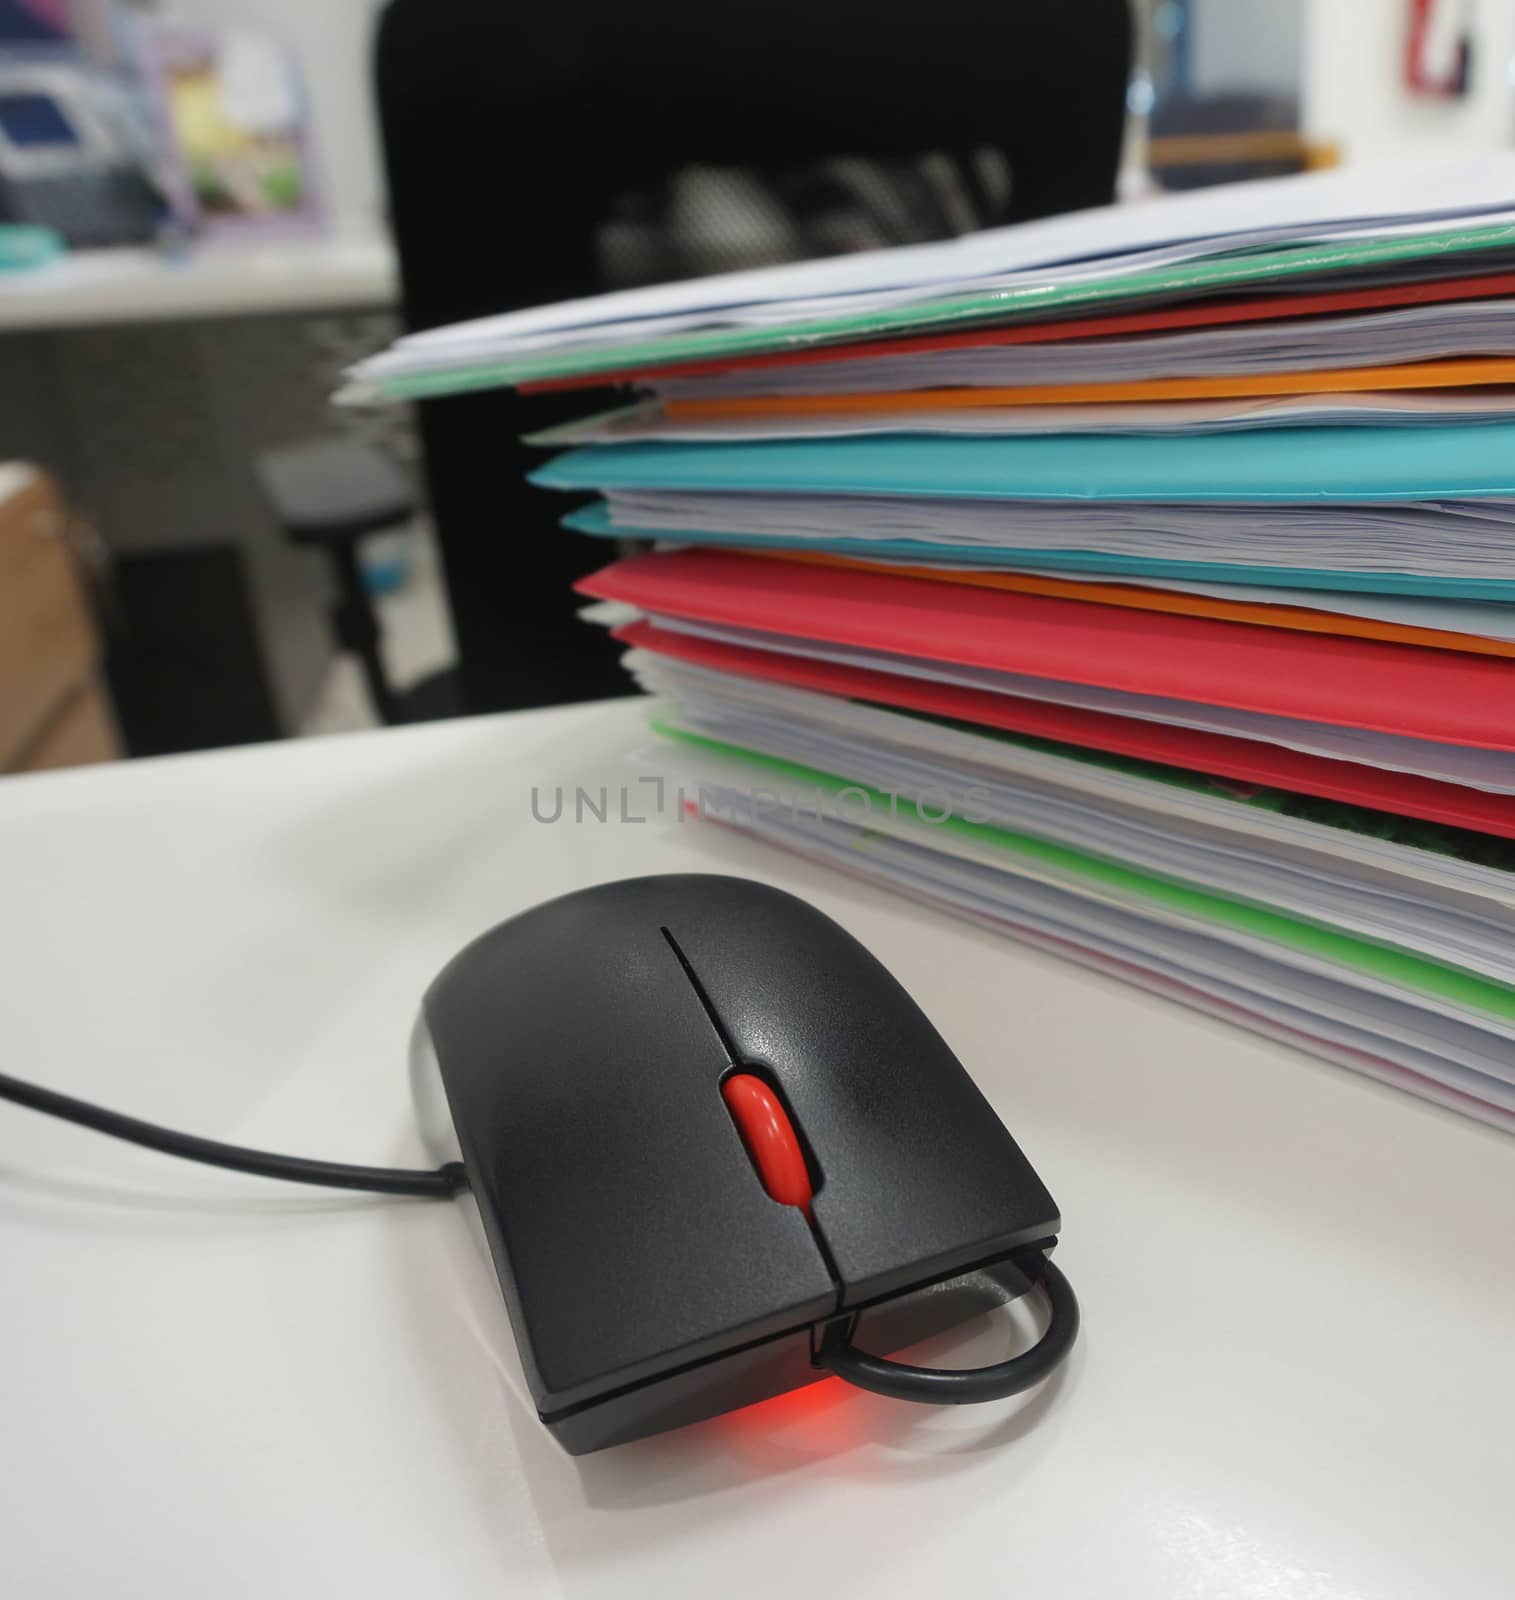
[577,548,1515,754]
[355,152,1515,1130]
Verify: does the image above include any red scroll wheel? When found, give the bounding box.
[721,1074,814,1217]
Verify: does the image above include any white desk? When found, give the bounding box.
[0,231,397,331]
[1,701,1510,1598]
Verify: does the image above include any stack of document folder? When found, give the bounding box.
[352,156,1515,1131]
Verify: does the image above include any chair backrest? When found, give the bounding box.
[376,0,1134,712]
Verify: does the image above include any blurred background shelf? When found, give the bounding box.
[0,230,396,332]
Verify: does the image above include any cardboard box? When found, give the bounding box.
[0,465,121,773]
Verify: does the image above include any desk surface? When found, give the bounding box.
[0,231,397,331]
[1,700,1510,1599]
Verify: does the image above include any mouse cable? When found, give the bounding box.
[0,1069,468,1199]
[816,1245,1078,1404]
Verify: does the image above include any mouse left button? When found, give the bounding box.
[419,883,839,1420]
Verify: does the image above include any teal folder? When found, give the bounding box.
[530,422,1515,502]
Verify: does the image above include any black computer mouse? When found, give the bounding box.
[410,873,1076,1454]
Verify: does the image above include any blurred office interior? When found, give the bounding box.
[3,0,1512,772]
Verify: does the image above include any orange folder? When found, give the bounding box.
[661,359,1515,418]
[749,549,1515,659]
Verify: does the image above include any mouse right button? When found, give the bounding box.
[669,881,1062,1309]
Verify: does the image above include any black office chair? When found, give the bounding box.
[256,440,462,726]
[375,0,1134,715]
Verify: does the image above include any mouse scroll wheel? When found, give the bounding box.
[721,1074,814,1217]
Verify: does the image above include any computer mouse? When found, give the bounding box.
[411,873,1076,1454]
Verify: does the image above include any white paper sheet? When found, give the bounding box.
[667,768,1515,1129]
[632,650,1515,901]
[651,300,1515,398]
[637,654,1515,975]
[602,489,1515,581]
[640,614,1515,792]
[357,154,1515,376]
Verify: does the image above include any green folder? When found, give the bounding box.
[653,718,1515,1026]
[371,219,1515,400]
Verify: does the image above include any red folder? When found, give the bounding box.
[614,618,1515,841]
[576,549,1515,752]
[524,269,1515,392]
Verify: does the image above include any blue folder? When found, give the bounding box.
[530,422,1515,501]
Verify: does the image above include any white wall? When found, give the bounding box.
[1189,0,1303,99]
[155,0,388,228]
[1303,0,1515,165]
